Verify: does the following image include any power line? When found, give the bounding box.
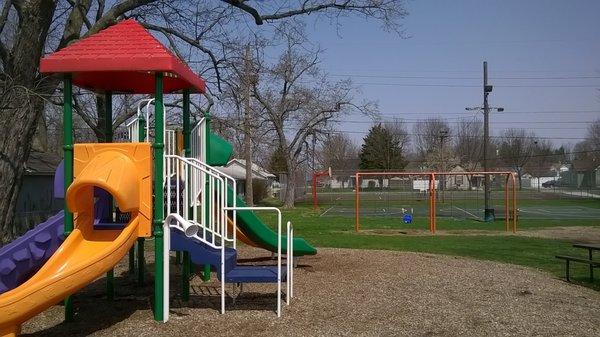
[330,74,600,80]
[352,82,600,88]
[377,110,600,115]
[282,127,589,140]
[334,119,595,126]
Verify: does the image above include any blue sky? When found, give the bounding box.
[303,0,600,147]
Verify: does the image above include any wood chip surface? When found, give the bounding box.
[22,247,600,337]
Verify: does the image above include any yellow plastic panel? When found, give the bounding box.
[70,142,152,237]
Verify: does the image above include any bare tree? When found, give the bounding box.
[498,128,538,189]
[252,39,376,207]
[413,118,450,164]
[454,118,483,188]
[384,118,410,154]
[320,133,358,170]
[0,0,408,242]
[573,119,600,162]
[320,133,358,189]
[413,118,452,169]
[526,139,555,189]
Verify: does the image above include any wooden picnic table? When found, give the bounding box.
[572,243,600,280]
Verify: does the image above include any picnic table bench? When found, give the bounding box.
[555,243,600,282]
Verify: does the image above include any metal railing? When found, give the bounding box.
[187,157,238,249]
[191,117,205,161]
[164,155,234,250]
[223,206,285,317]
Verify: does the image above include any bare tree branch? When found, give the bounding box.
[84,0,157,37]
[95,0,106,22]
[219,0,263,25]
[0,0,11,36]
[58,0,93,49]
[142,22,224,92]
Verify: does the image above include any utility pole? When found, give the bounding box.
[243,44,254,206]
[466,61,504,222]
[483,61,491,221]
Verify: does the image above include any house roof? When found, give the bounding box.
[39,19,205,94]
[25,151,62,176]
[219,159,276,181]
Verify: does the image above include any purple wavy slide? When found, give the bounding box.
[0,211,65,294]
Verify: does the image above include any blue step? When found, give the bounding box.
[170,228,286,284]
[170,228,237,275]
[225,266,286,283]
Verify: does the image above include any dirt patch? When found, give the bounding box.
[516,226,600,243]
[20,247,600,337]
[357,226,600,242]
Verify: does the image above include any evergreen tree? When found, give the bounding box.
[359,124,406,170]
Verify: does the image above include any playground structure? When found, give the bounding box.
[353,171,518,234]
[0,19,315,337]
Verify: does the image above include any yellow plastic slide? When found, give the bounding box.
[0,143,152,337]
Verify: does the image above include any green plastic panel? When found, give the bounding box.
[207,132,233,166]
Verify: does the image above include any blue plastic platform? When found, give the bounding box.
[225,265,285,283]
[170,228,286,284]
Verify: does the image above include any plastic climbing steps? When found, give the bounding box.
[170,228,285,283]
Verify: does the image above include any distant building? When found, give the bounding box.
[16,151,63,230]
[443,165,484,190]
[218,159,276,197]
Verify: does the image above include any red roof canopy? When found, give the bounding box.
[40,19,205,94]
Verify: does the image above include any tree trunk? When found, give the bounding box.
[282,153,297,208]
[243,44,253,205]
[283,167,296,209]
[0,0,57,243]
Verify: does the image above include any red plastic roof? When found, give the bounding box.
[40,19,205,94]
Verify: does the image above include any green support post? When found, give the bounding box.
[182,251,191,301]
[153,73,165,322]
[63,75,74,322]
[182,90,191,300]
[105,92,115,300]
[137,238,145,285]
[128,248,135,274]
[202,110,211,282]
[106,269,114,300]
[137,117,146,285]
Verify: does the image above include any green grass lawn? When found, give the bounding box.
[253,203,600,290]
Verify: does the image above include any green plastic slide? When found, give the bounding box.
[226,186,317,256]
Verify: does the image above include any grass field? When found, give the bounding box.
[254,199,600,290]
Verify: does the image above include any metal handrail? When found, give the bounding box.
[223,206,283,317]
[187,157,238,249]
[286,221,294,306]
[165,155,234,249]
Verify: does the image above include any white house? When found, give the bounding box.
[218,159,276,197]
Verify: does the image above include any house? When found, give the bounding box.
[523,166,559,189]
[443,165,484,190]
[218,159,277,197]
[16,151,63,231]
